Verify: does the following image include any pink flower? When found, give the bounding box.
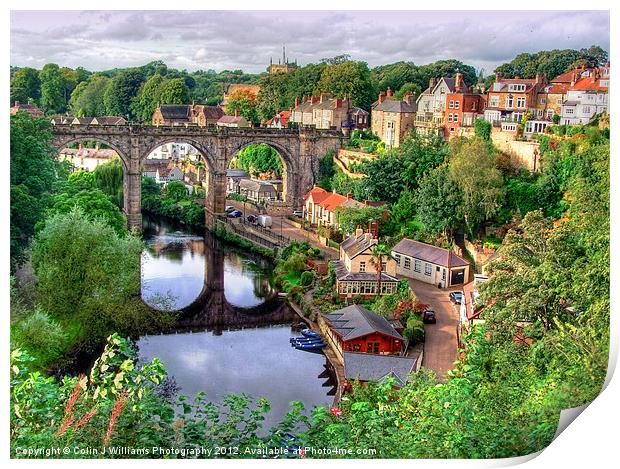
[330,407,343,417]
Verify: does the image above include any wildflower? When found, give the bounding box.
[330,407,342,417]
[103,390,127,448]
[56,376,85,437]
[73,406,98,432]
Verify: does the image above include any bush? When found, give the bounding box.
[404,315,425,345]
[300,270,315,287]
[12,306,67,366]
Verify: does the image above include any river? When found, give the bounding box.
[139,215,335,429]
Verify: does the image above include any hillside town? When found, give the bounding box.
[9,11,611,460]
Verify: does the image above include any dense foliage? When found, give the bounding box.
[232,144,283,177]
[141,179,206,229]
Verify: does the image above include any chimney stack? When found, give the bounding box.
[234,108,238,117]
[346,191,352,199]
[311,95,320,104]
[404,92,415,105]
[535,72,545,85]
[429,77,438,89]
[294,96,300,107]
[495,71,503,82]
[386,87,393,97]
[455,72,464,91]
[571,72,579,87]
[378,90,386,104]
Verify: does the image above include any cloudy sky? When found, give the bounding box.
[10,10,610,74]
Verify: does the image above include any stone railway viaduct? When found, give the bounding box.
[51,124,344,229]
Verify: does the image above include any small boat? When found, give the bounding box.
[294,341,326,350]
[290,337,324,346]
[301,328,321,339]
[290,336,322,343]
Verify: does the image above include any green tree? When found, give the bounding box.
[414,165,460,237]
[234,144,283,177]
[398,131,448,190]
[93,157,124,208]
[156,77,190,105]
[394,82,422,100]
[68,75,111,116]
[369,243,389,295]
[39,63,65,113]
[335,205,385,237]
[226,88,259,124]
[47,188,126,235]
[474,118,492,141]
[316,61,375,110]
[10,113,60,267]
[131,74,166,121]
[448,138,505,238]
[10,67,41,105]
[103,70,145,118]
[356,154,405,203]
[31,208,174,343]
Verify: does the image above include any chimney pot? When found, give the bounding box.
[378,91,386,104]
[386,87,393,97]
[495,71,503,82]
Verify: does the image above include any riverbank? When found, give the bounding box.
[287,299,344,405]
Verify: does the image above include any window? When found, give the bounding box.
[565,108,574,114]
[414,259,421,273]
[394,254,401,266]
[547,109,554,119]
[424,263,432,276]
[517,97,526,108]
[506,95,514,108]
[367,342,380,353]
[449,100,454,109]
[381,262,387,272]
[447,113,453,122]
[583,106,591,114]
[450,127,455,134]
[359,261,366,273]
[539,96,547,104]
[453,114,459,122]
[404,257,411,270]
[442,269,446,280]
[489,96,499,107]
[509,84,526,92]
[455,101,460,109]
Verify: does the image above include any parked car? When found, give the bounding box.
[292,210,303,218]
[225,205,235,213]
[227,210,243,218]
[422,309,437,324]
[246,214,257,224]
[449,291,464,305]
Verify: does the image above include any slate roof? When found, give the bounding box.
[333,260,399,282]
[199,105,225,120]
[323,304,404,341]
[226,169,250,178]
[239,179,277,193]
[392,238,469,268]
[373,98,417,113]
[218,115,247,125]
[343,352,416,386]
[159,105,191,120]
[92,116,126,125]
[340,233,375,258]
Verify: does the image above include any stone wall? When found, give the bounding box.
[334,149,376,178]
[491,129,541,172]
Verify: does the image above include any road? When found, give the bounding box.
[225,200,339,259]
[406,279,463,381]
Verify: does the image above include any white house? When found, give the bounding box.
[391,238,470,288]
[560,66,609,125]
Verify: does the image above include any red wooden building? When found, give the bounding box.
[319,304,405,363]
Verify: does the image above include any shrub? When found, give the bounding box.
[404,315,425,345]
[300,270,315,287]
[12,306,66,365]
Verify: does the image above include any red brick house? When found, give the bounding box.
[444,75,486,139]
[319,304,405,363]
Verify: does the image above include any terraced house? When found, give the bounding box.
[415,76,458,135]
[370,88,416,148]
[303,186,364,229]
[560,65,609,125]
[483,72,547,133]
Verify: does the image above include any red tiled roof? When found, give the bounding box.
[304,186,329,203]
[570,77,608,91]
[320,192,350,212]
[546,83,569,94]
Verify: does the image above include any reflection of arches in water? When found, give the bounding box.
[142,227,283,328]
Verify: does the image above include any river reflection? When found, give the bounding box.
[138,215,334,430]
[141,216,273,310]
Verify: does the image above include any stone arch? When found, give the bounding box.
[139,137,216,171]
[227,138,298,205]
[51,135,131,172]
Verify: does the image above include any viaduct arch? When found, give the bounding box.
[51,124,343,229]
